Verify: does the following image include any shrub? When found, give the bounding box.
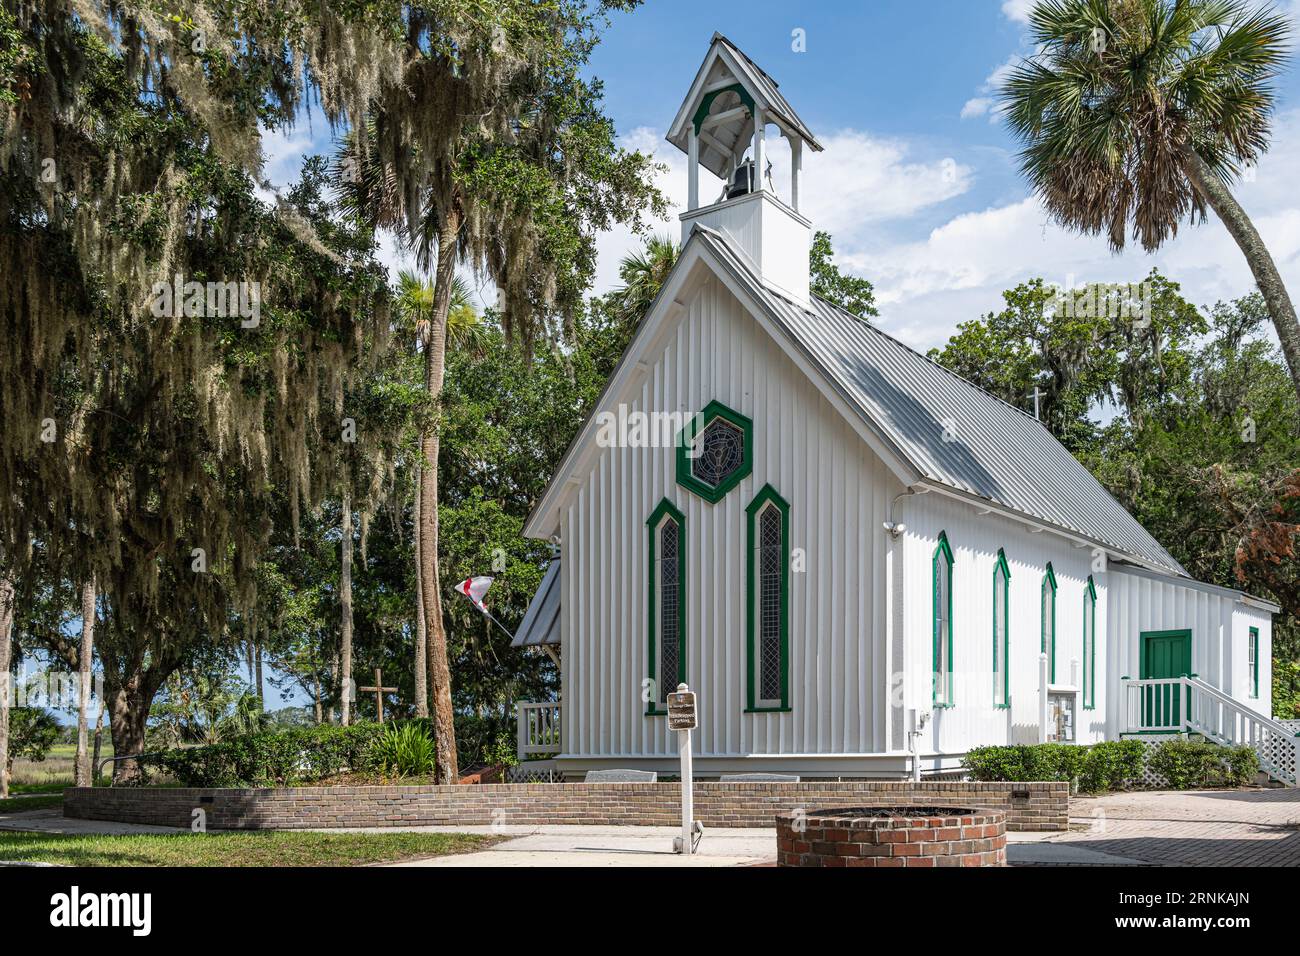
[1077,740,1146,793]
[1148,739,1258,789]
[964,740,1145,793]
[4,707,61,773]
[152,723,390,787]
[366,723,436,777]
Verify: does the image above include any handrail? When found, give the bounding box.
[1184,675,1297,738]
[96,753,163,786]
[1122,676,1297,786]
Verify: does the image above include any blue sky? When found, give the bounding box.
[257,1,1300,354]
[576,0,1300,351]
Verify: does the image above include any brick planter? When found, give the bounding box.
[64,781,1062,832]
[776,806,1007,867]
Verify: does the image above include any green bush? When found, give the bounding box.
[1077,740,1146,793]
[964,740,1145,793]
[1148,739,1258,789]
[4,707,61,773]
[367,723,436,777]
[151,723,392,787]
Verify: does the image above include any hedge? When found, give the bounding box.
[963,741,1144,792]
[148,723,395,787]
[1146,739,1259,789]
[962,739,1258,792]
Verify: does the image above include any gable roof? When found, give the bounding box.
[666,33,823,179]
[691,227,1187,577]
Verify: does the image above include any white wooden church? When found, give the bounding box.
[513,34,1294,785]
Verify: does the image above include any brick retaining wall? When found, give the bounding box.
[64,781,1067,831]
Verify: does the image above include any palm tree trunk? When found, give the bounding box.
[413,464,429,717]
[1182,147,1300,406]
[420,207,462,784]
[255,630,264,709]
[0,573,13,798]
[75,577,96,787]
[340,490,354,726]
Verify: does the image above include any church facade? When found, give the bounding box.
[515,34,1286,782]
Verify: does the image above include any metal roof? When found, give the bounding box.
[513,560,561,648]
[693,226,1188,577]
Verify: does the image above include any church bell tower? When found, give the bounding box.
[667,33,823,305]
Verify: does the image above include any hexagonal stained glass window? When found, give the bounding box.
[676,400,753,503]
[691,417,745,488]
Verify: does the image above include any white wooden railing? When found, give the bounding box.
[1122,676,1298,786]
[516,701,561,757]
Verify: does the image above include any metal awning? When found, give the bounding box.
[513,560,560,648]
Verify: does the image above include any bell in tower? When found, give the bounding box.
[667,33,823,305]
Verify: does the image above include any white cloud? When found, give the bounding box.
[1001,0,1036,24]
[961,56,1018,122]
[592,126,973,295]
[859,110,1300,353]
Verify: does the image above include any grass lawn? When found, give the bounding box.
[0,794,66,813]
[0,829,498,867]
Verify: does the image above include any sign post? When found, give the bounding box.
[667,683,698,855]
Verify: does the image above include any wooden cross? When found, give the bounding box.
[1029,385,1045,421]
[357,667,399,723]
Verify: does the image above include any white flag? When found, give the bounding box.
[456,575,494,613]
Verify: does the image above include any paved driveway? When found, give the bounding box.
[1031,788,1300,866]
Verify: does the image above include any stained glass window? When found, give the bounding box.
[691,417,745,488]
[658,517,680,703]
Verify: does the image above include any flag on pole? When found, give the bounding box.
[456,575,494,613]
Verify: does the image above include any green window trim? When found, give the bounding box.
[746,484,791,712]
[992,548,1010,708]
[1083,575,1097,710]
[932,531,954,708]
[1041,562,1057,684]
[675,399,754,503]
[646,498,686,716]
[692,83,757,134]
[1248,626,1260,699]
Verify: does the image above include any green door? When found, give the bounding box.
[1140,629,1192,728]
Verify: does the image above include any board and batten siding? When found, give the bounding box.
[1105,568,1273,732]
[902,492,1109,757]
[559,273,903,761]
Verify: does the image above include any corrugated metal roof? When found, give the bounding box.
[693,226,1187,577]
[513,560,561,647]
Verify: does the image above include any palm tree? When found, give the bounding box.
[1002,0,1300,404]
[74,578,95,787]
[608,235,680,327]
[0,571,12,798]
[394,270,484,727]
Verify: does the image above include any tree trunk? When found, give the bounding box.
[104,674,152,785]
[74,577,96,787]
[91,703,104,785]
[255,632,264,709]
[1183,146,1300,408]
[420,207,461,784]
[340,490,354,726]
[413,464,429,717]
[0,574,13,798]
[313,672,323,725]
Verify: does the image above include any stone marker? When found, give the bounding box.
[584,769,658,783]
